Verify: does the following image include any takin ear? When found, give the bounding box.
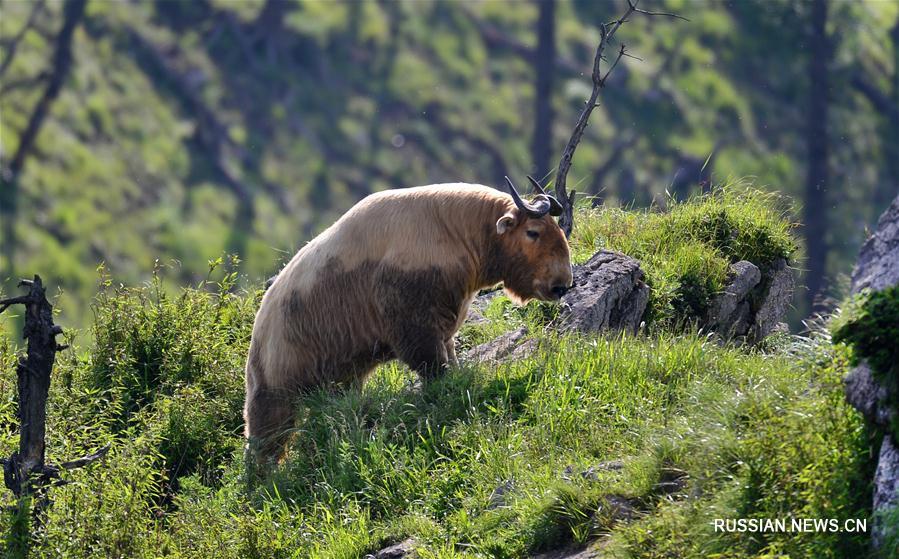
[496,212,517,235]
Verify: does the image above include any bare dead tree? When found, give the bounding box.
[550,0,687,237]
[1,276,109,529]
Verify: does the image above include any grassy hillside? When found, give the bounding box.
[0,192,872,558]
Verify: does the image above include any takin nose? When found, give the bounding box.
[551,284,570,299]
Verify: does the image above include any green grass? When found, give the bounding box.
[571,184,797,325]
[0,188,871,558]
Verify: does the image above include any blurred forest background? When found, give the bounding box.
[1,0,897,332]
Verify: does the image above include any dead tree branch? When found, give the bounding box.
[552,0,686,237]
[1,0,85,185]
[1,276,108,522]
[0,72,50,96]
[851,72,899,123]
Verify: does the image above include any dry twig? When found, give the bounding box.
[551,0,687,236]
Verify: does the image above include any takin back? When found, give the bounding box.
[245,179,573,460]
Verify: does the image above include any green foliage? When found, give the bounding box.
[832,285,899,434]
[832,285,899,381]
[85,257,254,489]
[572,185,797,325]
[879,505,899,559]
[606,338,871,558]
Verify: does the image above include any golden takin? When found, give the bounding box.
[245,178,573,460]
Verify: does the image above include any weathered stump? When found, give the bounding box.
[0,276,109,546]
[1,276,61,501]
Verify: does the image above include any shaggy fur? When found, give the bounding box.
[245,183,572,459]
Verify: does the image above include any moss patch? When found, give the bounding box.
[833,284,899,433]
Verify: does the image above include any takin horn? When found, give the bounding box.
[505,176,550,218]
[504,176,563,218]
[506,177,561,219]
[526,175,564,216]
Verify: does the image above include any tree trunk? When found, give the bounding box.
[531,0,556,180]
[0,0,87,285]
[882,18,899,214]
[3,278,58,490]
[254,0,290,33]
[803,0,830,312]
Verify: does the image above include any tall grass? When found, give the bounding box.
[0,186,869,559]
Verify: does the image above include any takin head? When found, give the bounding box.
[494,176,574,304]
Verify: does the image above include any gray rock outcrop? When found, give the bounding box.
[704,258,794,344]
[464,248,795,361]
[364,538,417,559]
[750,258,794,343]
[464,327,537,364]
[464,251,648,362]
[705,260,761,338]
[851,196,899,292]
[844,362,894,431]
[842,193,899,549]
[557,250,650,335]
[531,547,603,559]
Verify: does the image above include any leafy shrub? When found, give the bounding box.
[85,258,255,488]
[832,285,899,382]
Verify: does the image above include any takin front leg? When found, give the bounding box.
[394,325,450,380]
[445,337,459,367]
[244,384,297,464]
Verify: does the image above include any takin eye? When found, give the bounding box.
[526,230,540,240]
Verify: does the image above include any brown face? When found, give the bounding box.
[495,210,574,303]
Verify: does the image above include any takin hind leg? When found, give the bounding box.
[244,384,297,464]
